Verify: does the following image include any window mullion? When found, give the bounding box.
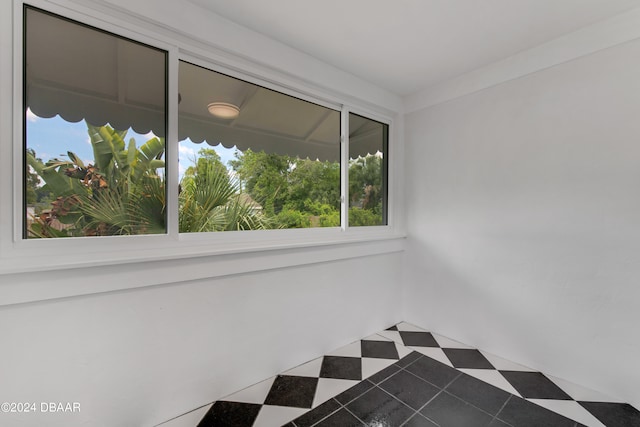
[167,47,180,239]
[340,107,349,231]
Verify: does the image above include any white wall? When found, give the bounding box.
[0,253,403,427]
[0,1,405,426]
[404,35,640,408]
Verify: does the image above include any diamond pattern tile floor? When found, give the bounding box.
[186,322,640,427]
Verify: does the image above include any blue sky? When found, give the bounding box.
[26,109,238,180]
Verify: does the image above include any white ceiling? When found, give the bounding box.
[189,0,640,96]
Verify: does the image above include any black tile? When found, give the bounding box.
[405,354,460,388]
[368,364,401,384]
[399,331,439,347]
[361,340,400,359]
[282,424,295,427]
[319,356,362,381]
[314,408,364,426]
[499,371,572,400]
[403,413,439,426]
[445,373,511,415]
[488,419,512,427]
[395,351,423,368]
[379,370,439,410]
[334,380,374,405]
[386,325,399,331]
[442,348,495,369]
[496,395,577,427]
[421,392,493,427]
[346,386,415,426]
[197,401,261,427]
[579,401,640,427]
[264,375,318,408]
[291,398,340,427]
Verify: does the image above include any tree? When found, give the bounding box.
[27,123,166,238]
[179,148,271,232]
[230,149,291,216]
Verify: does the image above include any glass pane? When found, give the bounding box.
[178,61,340,232]
[24,7,167,238]
[348,113,388,226]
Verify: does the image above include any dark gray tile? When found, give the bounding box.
[346,386,414,426]
[386,325,399,331]
[488,418,512,427]
[319,356,362,381]
[403,413,439,427]
[314,408,364,426]
[578,401,640,427]
[291,398,340,427]
[368,364,401,384]
[442,348,494,369]
[405,354,460,388]
[361,340,400,359]
[446,373,511,415]
[264,375,318,408]
[197,401,261,427]
[496,395,577,427]
[400,331,439,347]
[421,392,493,427]
[499,371,572,400]
[395,351,423,368]
[379,370,439,410]
[334,380,374,405]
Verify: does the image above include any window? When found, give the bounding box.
[23,6,167,238]
[178,61,341,232]
[348,113,388,227]
[15,3,395,258]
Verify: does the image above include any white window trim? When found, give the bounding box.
[0,0,406,286]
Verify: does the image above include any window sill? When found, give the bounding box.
[0,231,406,307]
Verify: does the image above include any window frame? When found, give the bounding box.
[2,0,404,278]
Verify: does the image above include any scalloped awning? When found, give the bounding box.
[26,8,385,163]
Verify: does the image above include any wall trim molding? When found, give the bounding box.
[404,6,640,114]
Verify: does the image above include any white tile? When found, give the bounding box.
[546,375,624,403]
[396,322,427,332]
[528,399,607,427]
[326,341,361,358]
[458,369,522,397]
[362,333,392,341]
[361,357,396,379]
[479,351,536,372]
[223,376,275,404]
[252,405,307,427]
[411,347,453,367]
[377,330,403,344]
[312,378,359,408]
[395,341,413,359]
[154,404,212,427]
[283,357,323,378]
[432,333,474,349]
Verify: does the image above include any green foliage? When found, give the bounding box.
[348,207,383,227]
[179,148,271,232]
[231,150,342,228]
[230,149,290,216]
[27,122,166,238]
[274,209,310,228]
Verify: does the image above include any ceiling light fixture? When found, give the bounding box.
[207,102,240,119]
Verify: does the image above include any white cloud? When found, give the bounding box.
[26,108,39,123]
[178,145,196,156]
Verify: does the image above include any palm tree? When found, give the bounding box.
[27,124,270,237]
[178,150,272,232]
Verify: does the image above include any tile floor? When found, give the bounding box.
[163,322,640,427]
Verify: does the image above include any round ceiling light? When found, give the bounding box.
[207,102,240,119]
